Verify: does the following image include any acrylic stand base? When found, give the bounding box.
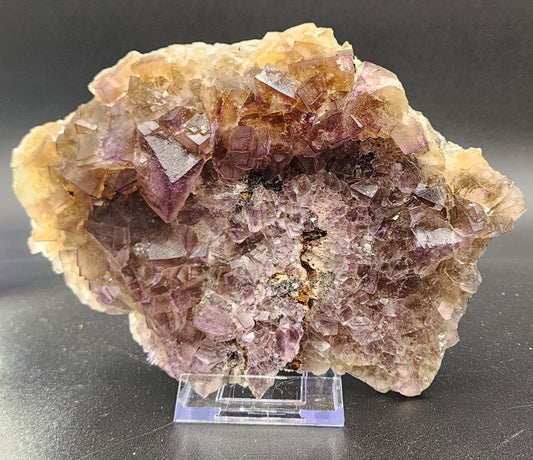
[174,370,344,426]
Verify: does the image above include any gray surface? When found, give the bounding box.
[0,1,532,459]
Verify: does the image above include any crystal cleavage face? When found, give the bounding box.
[12,24,525,397]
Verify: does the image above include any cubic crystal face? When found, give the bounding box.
[12,24,525,397]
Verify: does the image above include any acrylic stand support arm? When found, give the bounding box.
[174,370,344,426]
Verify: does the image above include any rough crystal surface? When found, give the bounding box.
[12,24,526,397]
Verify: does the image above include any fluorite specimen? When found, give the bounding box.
[12,24,525,397]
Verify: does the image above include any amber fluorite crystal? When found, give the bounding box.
[12,24,525,397]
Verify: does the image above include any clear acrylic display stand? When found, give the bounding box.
[174,370,344,426]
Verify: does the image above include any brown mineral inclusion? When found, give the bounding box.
[12,24,525,397]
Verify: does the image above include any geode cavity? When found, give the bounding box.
[12,24,525,397]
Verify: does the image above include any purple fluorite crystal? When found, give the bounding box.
[12,24,525,398]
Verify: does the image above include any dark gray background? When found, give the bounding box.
[1,1,532,458]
